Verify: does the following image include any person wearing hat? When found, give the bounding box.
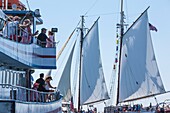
[11,16,22,42]
[20,19,39,43]
[46,30,55,47]
[44,75,56,102]
[37,28,52,47]
[44,75,56,91]
[3,16,14,39]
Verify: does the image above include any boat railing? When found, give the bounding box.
[0,14,57,47]
[37,39,57,48]
[0,83,61,103]
[0,16,32,43]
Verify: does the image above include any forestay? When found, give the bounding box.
[58,42,76,101]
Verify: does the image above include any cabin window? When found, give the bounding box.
[4,71,7,84]
[16,72,19,85]
[0,70,2,83]
[8,70,12,85]
[5,70,9,84]
[12,72,16,85]
[2,70,5,84]
[18,73,26,87]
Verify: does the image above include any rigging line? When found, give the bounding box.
[125,0,129,25]
[56,29,76,60]
[56,20,81,60]
[26,0,31,11]
[53,34,79,80]
[84,0,100,16]
[19,11,32,24]
[87,12,119,17]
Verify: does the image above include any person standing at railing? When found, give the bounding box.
[46,31,55,47]
[20,19,38,44]
[11,16,21,42]
[3,16,13,39]
[44,76,56,91]
[30,82,39,102]
[36,73,46,92]
[37,28,52,47]
[35,73,48,102]
[44,75,56,102]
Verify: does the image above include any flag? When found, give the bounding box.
[149,23,158,32]
[70,96,74,111]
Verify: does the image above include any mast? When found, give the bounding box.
[78,15,85,112]
[116,0,125,105]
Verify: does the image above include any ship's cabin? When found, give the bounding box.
[0,2,57,69]
[0,0,60,106]
[1,9,43,44]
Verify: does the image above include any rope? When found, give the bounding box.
[26,0,31,11]
[84,0,100,16]
[87,12,119,17]
[56,20,80,60]
[56,29,76,60]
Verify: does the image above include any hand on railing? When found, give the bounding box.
[53,87,57,89]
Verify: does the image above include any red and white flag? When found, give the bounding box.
[149,23,158,32]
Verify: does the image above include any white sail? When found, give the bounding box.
[58,42,76,102]
[119,11,165,103]
[80,20,110,105]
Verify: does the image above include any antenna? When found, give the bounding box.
[26,0,31,10]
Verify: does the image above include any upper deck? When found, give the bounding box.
[0,4,57,69]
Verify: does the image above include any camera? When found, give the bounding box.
[51,28,58,33]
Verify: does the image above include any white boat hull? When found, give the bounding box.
[0,36,56,69]
[15,100,62,113]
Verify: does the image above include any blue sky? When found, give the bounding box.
[20,0,170,111]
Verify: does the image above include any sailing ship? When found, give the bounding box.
[55,16,110,112]
[0,0,62,113]
[104,1,167,113]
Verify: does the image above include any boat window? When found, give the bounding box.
[2,70,5,84]
[1,70,3,84]
[18,73,26,87]
[12,72,16,85]
[8,70,12,84]
[4,71,7,84]
[14,72,19,85]
[0,70,2,83]
[5,70,9,84]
